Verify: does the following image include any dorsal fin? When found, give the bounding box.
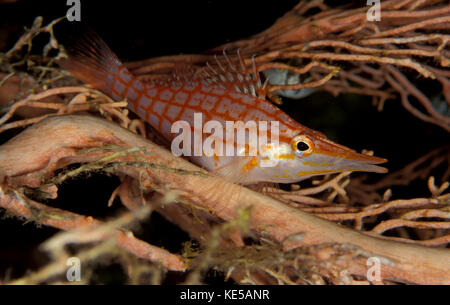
[201,50,268,99]
[136,50,269,99]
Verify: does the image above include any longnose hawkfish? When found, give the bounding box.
[59,34,387,185]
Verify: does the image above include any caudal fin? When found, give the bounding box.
[59,30,139,102]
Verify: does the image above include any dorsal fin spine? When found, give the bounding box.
[202,51,267,100]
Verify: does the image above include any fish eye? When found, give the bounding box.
[291,135,314,156]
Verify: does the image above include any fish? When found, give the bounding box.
[59,33,387,185]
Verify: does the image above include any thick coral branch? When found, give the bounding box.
[0,115,448,284]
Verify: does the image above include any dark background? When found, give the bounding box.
[0,0,448,283]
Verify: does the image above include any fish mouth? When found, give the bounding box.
[333,155,388,173]
[313,139,388,174]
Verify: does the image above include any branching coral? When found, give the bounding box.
[126,0,450,131]
[0,0,449,285]
[0,115,448,284]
